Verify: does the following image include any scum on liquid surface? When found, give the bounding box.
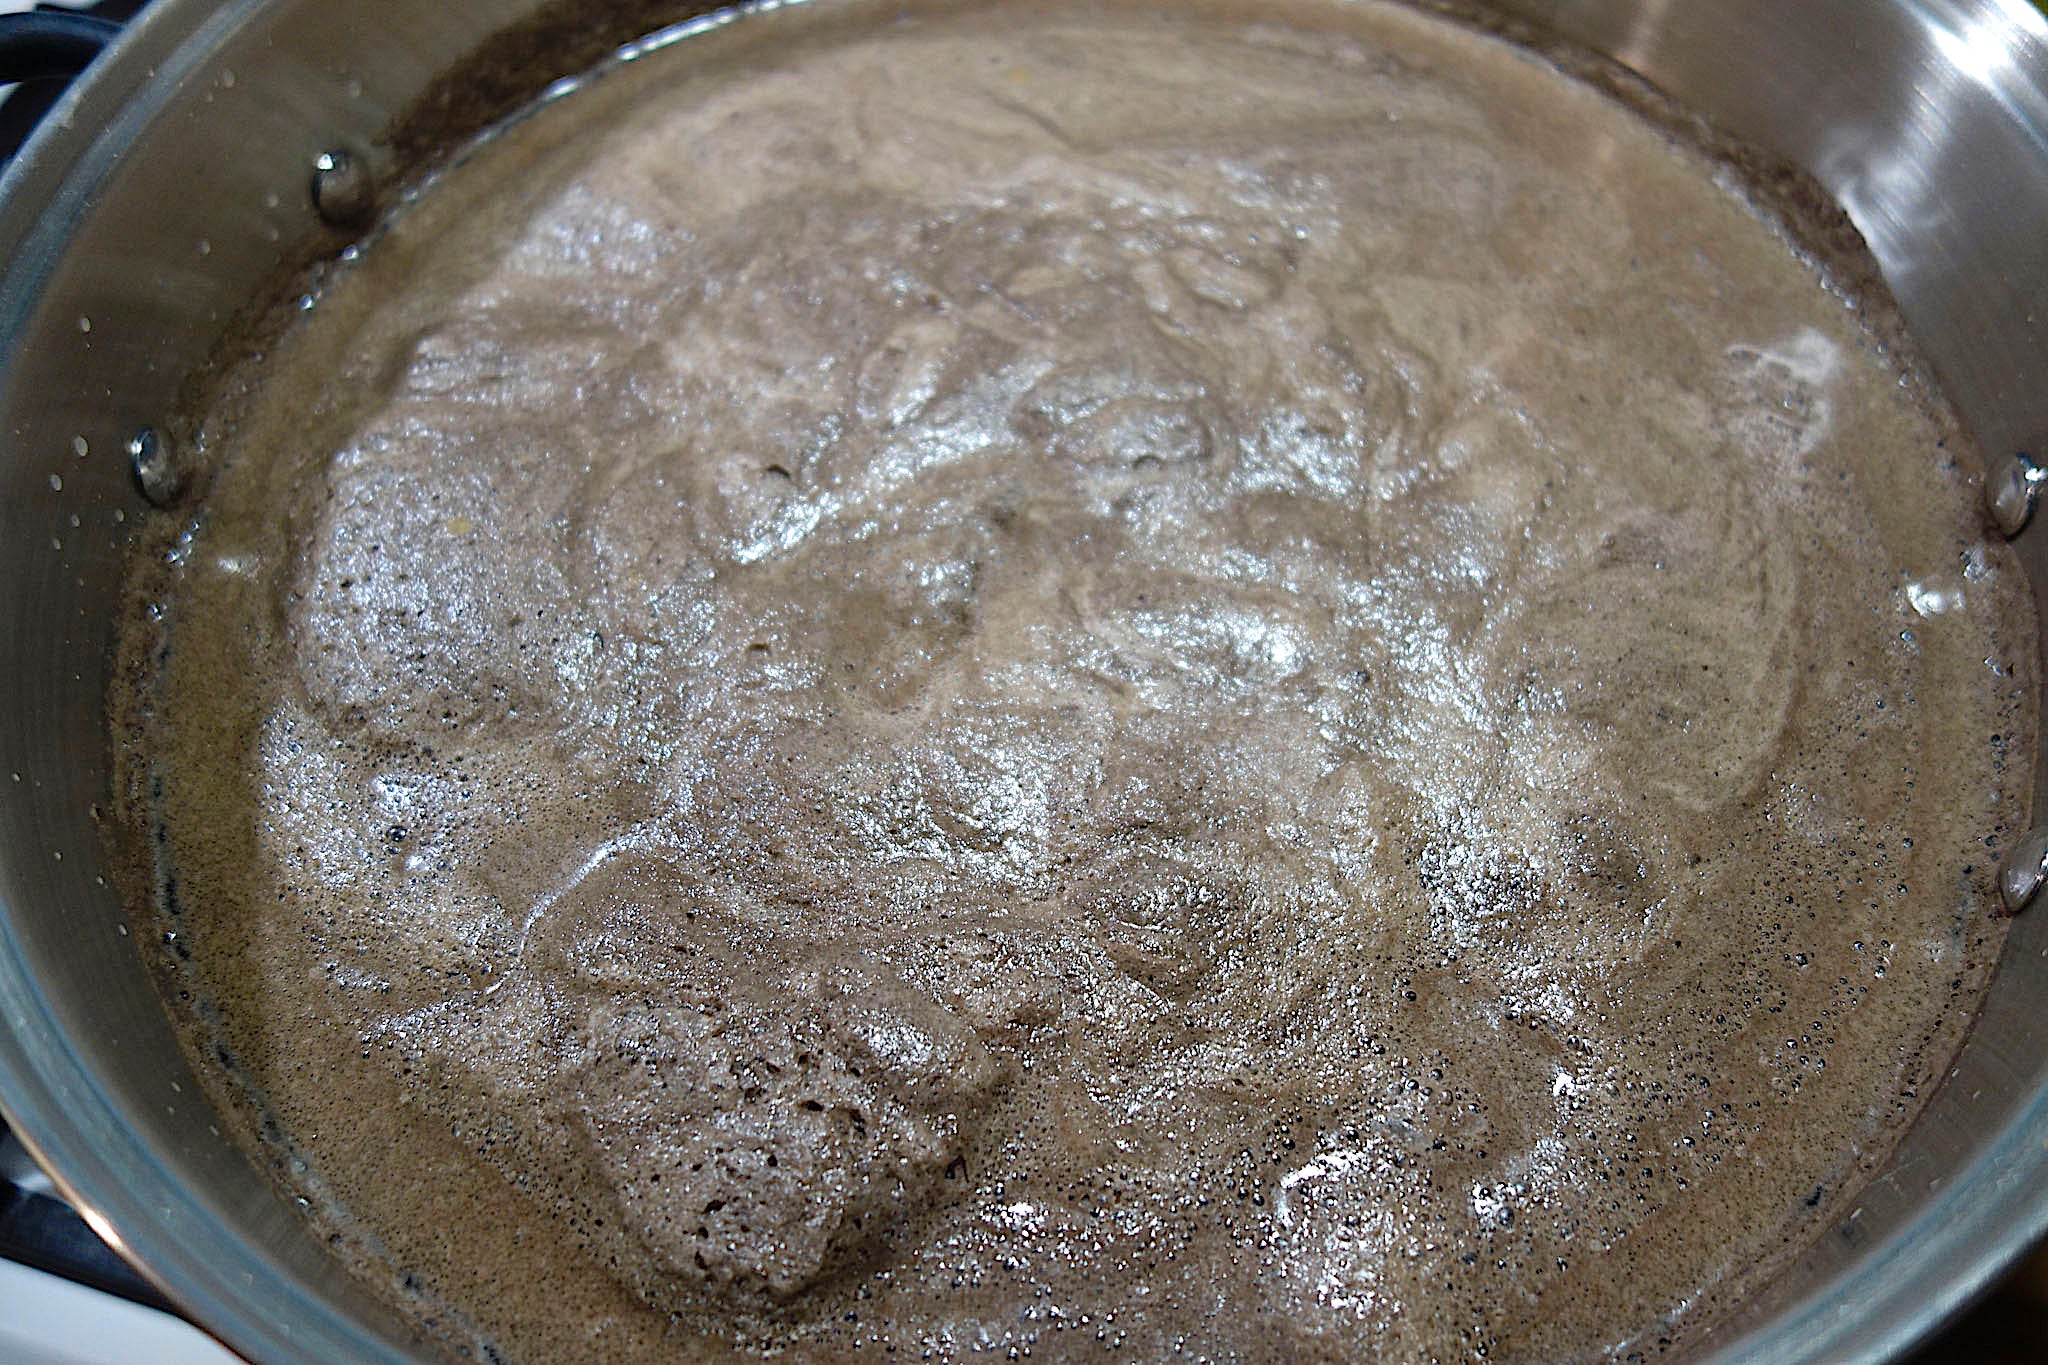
[115,2,2036,1360]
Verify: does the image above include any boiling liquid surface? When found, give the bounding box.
[119,2,2037,1360]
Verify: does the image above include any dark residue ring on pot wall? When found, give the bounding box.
[107,1,2037,1361]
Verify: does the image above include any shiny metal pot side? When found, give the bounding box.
[3,1,2048,1361]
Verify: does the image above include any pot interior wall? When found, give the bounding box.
[1,1,2046,1361]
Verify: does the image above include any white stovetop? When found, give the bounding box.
[0,1258,239,1365]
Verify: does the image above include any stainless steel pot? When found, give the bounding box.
[4,0,2048,1360]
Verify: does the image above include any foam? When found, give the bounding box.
[111,1,2036,1360]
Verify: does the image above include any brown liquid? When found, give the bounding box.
[113,2,2036,1361]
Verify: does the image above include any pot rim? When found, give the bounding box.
[3,2,2048,1362]
[0,4,438,1358]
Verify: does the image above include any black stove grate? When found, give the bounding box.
[0,1119,170,1312]
[0,1,141,163]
